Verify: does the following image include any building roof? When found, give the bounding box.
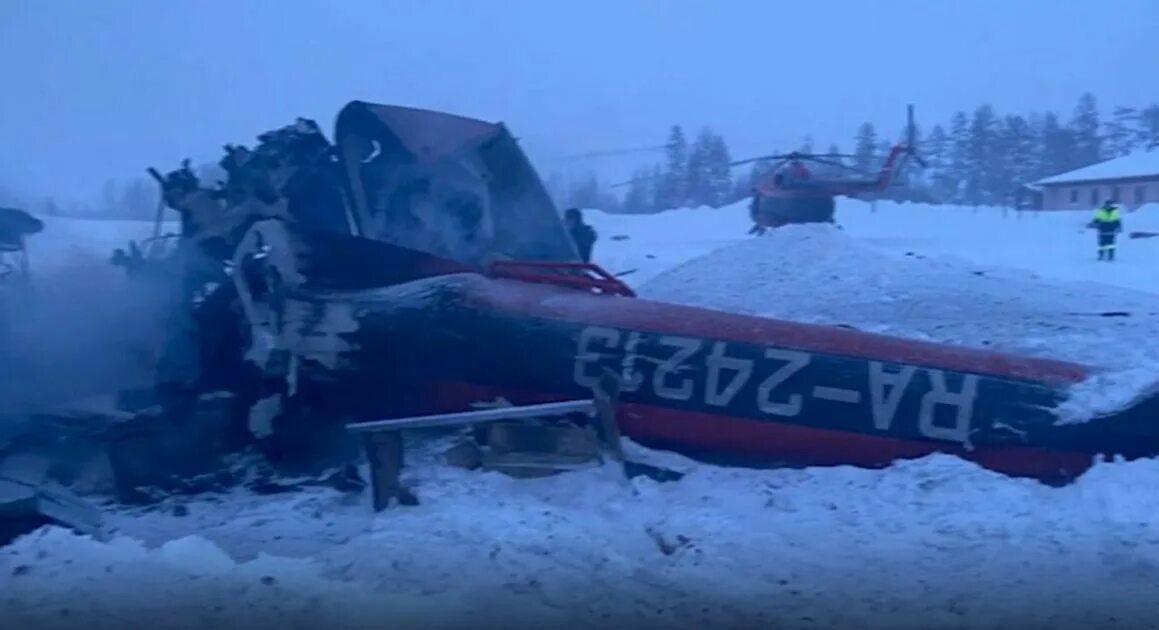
[1033,149,1159,186]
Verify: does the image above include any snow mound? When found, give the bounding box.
[639,224,1159,420]
[586,204,751,287]
[0,525,564,629]
[10,452,1159,627]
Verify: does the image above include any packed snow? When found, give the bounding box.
[7,201,1159,628]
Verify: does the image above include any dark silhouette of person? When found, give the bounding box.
[564,207,597,263]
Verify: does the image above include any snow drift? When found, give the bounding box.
[7,450,1159,628]
[639,222,1159,420]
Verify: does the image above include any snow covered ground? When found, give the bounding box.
[7,202,1159,628]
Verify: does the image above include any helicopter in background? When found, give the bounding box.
[613,105,926,234]
[732,105,926,234]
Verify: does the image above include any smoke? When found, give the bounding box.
[0,242,174,416]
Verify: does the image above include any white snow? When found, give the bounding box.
[1033,148,1159,186]
[8,202,1159,627]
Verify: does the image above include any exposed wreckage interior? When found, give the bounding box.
[6,100,1159,543]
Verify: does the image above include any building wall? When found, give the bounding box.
[1041,176,1159,210]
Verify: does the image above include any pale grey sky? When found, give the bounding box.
[2,0,1157,205]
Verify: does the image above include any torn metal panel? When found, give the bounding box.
[0,453,105,546]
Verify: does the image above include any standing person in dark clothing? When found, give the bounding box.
[564,207,597,263]
[1089,200,1123,261]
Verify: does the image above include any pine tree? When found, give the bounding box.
[1140,105,1159,149]
[965,104,998,205]
[648,164,665,211]
[1103,106,1141,157]
[924,125,954,200]
[622,167,654,213]
[1023,112,1048,181]
[657,125,688,209]
[1039,112,1077,177]
[995,114,1035,205]
[704,133,734,207]
[947,112,970,203]
[853,123,878,173]
[684,127,714,207]
[1069,92,1103,165]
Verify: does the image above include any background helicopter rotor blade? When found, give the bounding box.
[728,154,782,168]
[902,104,929,169]
[729,151,857,168]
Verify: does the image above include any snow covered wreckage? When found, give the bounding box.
[7,101,1159,531]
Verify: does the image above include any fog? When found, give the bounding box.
[0,225,170,416]
[2,0,1158,208]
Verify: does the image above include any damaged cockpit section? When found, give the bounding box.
[86,101,587,498]
[334,101,580,266]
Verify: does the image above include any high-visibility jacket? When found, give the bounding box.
[1091,206,1122,234]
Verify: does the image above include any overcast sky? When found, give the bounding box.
[2,0,1157,205]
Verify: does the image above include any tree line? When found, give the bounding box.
[14,92,1159,219]
[553,93,1159,213]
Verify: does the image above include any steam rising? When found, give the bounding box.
[0,224,174,416]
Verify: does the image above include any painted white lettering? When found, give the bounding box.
[868,362,916,431]
[705,342,755,407]
[812,386,862,404]
[574,326,621,388]
[918,370,979,444]
[619,331,645,393]
[757,349,811,417]
[652,336,703,401]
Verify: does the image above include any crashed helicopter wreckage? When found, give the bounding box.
[13,101,1159,523]
[125,102,1159,484]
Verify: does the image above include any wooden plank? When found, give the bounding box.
[481,451,600,471]
[486,422,599,458]
[593,369,626,461]
[346,399,595,433]
[363,431,406,511]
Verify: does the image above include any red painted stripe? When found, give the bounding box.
[414,381,1095,480]
[464,275,1090,386]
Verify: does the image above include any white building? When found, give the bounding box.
[1031,149,1159,210]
